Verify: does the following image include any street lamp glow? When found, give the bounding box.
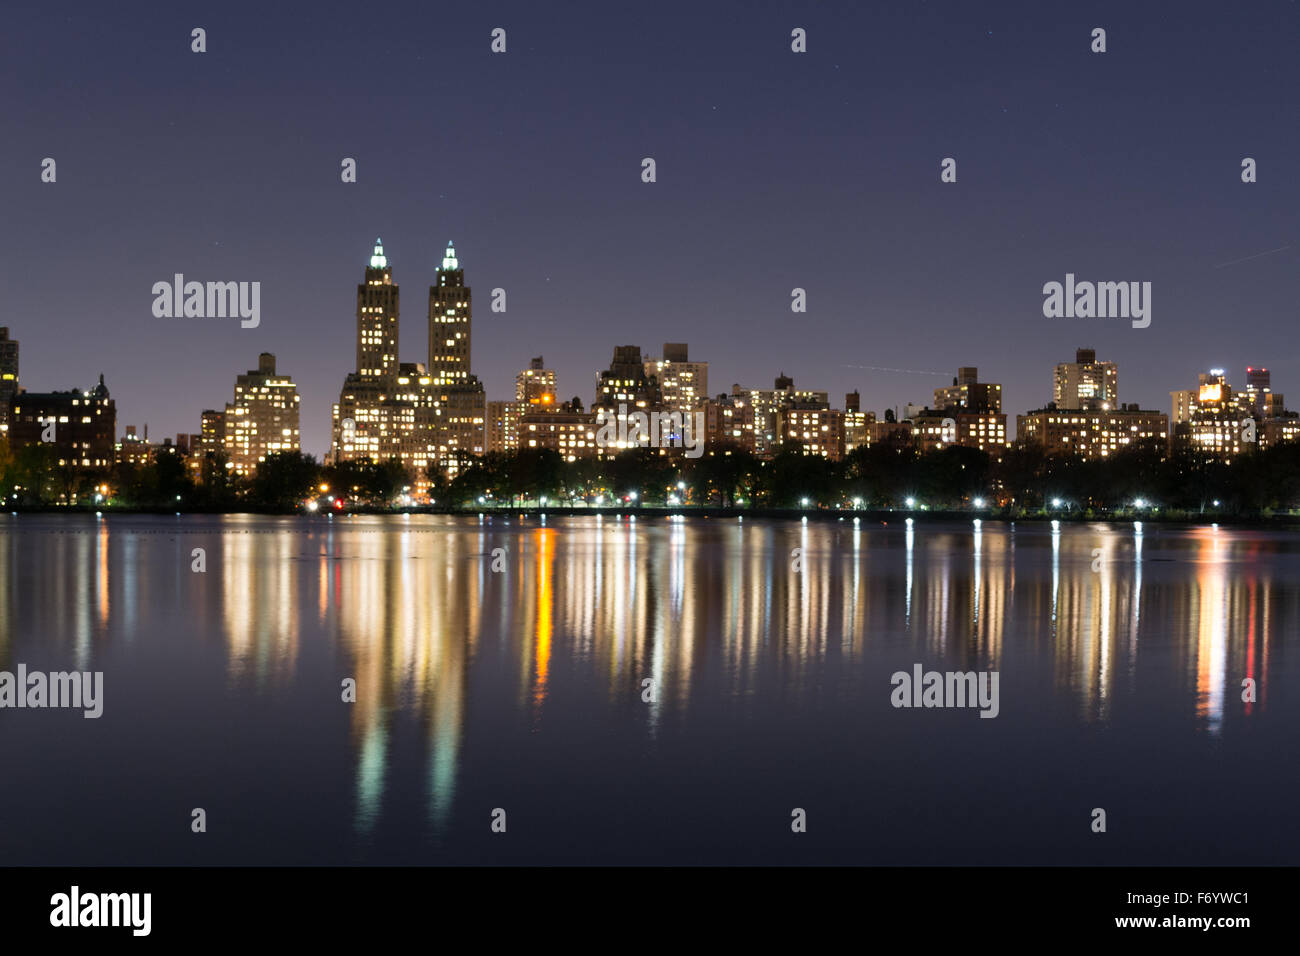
[800,497,809,508]
[905,497,916,508]
[973,497,985,508]
[1051,498,1063,508]
[629,491,638,501]
[1133,498,1146,508]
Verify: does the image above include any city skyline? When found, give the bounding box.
[4,2,1296,458]
[1,270,1293,469]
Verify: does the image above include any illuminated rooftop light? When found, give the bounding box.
[441,241,459,270]
[369,238,387,269]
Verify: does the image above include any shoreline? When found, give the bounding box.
[5,505,1300,530]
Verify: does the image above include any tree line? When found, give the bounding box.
[5,433,1300,515]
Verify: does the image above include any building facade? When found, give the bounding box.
[1017,404,1168,459]
[1054,348,1118,410]
[222,353,301,477]
[331,240,486,495]
[6,374,116,471]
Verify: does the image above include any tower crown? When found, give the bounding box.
[369,238,387,269]
[441,242,459,271]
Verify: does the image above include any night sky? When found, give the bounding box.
[3,0,1296,456]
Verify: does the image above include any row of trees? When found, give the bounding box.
[6,434,1300,514]
[446,436,1300,514]
[0,446,409,511]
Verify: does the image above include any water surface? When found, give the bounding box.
[0,514,1294,865]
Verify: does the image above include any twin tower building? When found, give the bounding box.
[330,240,486,495]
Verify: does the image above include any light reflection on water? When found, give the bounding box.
[0,514,1294,865]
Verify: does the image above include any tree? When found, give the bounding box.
[251,451,320,510]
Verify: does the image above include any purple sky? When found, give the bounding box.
[3,0,1297,456]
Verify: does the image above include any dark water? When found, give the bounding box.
[0,513,1295,865]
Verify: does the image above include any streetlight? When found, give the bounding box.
[1051,497,1063,509]
[905,496,916,508]
[800,497,809,508]
[973,497,985,508]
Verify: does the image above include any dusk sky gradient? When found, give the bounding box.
[3,0,1297,456]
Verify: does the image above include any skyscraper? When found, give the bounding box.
[223,353,300,476]
[357,239,399,384]
[428,243,486,466]
[332,240,484,490]
[428,242,471,386]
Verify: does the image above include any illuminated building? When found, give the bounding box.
[222,353,301,476]
[426,242,486,469]
[331,240,486,493]
[495,356,558,452]
[842,391,876,452]
[356,238,399,385]
[644,343,708,416]
[6,374,116,471]
[520,400,598,461]
[1170,369,1259,461]
[731,373,828,459]
[486,400,516,454]
[935,367,1003,414]
[1017,404,1167,460]
[1053,348,1118,410]
[517,356,556,408]
[908,409,1008,453]
[593,346,662,455]
[0,327,18,425]
[906,368,1009,452]
[776,405,845,460]
[701,393,757,453]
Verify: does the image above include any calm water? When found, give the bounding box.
[0,513,1295,865]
